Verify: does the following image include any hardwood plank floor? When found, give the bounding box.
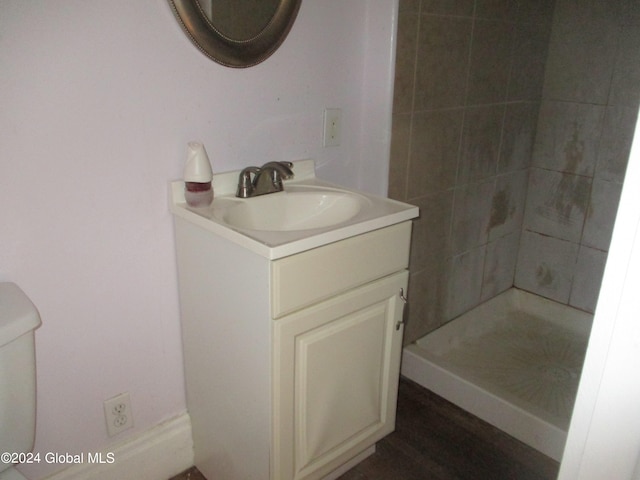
[169,467,206,480]
[338,378,559,480]
[170,377,559,480]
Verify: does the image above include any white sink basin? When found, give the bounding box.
[170,159,419,259]
[214,187,370,231]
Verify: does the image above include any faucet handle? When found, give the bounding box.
[260,161,294,179]
[236,166,260,198]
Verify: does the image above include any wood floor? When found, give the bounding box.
[170,377,559,480]
[169,467,207,480]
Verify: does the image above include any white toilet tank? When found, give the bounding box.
[0,283,41,474]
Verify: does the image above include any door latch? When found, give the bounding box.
[396,288,408,331]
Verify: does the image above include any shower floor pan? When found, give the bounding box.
[401,288,593,461]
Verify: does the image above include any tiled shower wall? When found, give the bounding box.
[515,1,640,312]
[389,0,555,344]
[390,0,640,345]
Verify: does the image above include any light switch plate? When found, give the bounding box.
[323,108,342,147]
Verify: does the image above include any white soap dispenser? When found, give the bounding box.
[183,141,213,207]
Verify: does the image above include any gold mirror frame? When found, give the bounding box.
[168,0,302,68]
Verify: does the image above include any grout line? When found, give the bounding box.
[402,1,423,202]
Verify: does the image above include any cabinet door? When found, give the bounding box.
[272,271,408,480]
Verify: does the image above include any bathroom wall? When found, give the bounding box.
[515,0,640,312]
[0,1,397,478]
[389,0,555,343]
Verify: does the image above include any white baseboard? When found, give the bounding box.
[41,413,194,480]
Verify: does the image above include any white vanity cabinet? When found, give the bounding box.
[270,223,409,480]
[173,217,412,480]
[272,270,407,479]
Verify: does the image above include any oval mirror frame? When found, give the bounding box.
[168,0,302,68]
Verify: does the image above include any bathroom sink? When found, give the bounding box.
[170,159,419,259]
[213,187,369,231]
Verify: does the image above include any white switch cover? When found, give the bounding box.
[323,108,342,147]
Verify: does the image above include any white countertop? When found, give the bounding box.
[169,159,419,259]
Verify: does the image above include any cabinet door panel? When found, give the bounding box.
[273,271,408,480]
[300,301,387,463]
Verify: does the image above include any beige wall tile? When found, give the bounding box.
[389,113,412,200]
[595,106,638,183]
[475,0,519,20]
[466,19,515,105]
[409,191,454,271]
[516,0,556,23]
[532,101,605,176]
[447,246,486,319]
[523,167,591,243]
[393,10,419,114]
[498,102,538,173]
[407,109,463,198]
[543,17,619,103]
[508,22,552,101]
[458,105,505,183]
[392,0,636,339]
[481,231,520,301]
[405,263,450,344]
[609,26,640,106]
[414,16,472,110]
[420,0,474,16]
[569,246,607,312]
[515,231,579,303]
[451,180,495,254]
[487,169,528,241]
[582,178,623,250]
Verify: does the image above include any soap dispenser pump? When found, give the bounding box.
[183,141,213,207]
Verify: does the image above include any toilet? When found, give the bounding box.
[0,283,42,480]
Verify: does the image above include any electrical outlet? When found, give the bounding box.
[323,108,342,147]
[104,392,133,436]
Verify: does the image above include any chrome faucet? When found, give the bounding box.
[236,161,294,198]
